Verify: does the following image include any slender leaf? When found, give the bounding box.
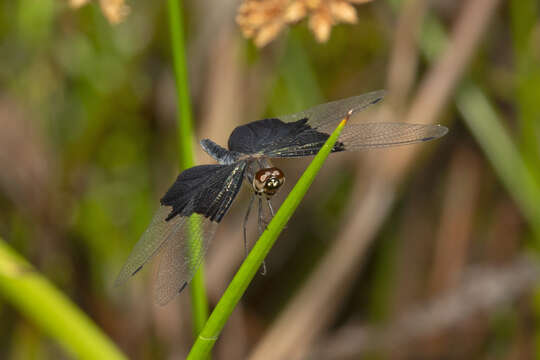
[0,238,126,360]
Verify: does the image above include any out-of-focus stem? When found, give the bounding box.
[0,239,126,360]
[167,0,209,337]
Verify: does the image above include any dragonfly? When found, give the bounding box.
[115,90,448,305]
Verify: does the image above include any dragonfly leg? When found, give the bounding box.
[257,197,263,234]
[266,198,286,230]
[243,194,255,259]
[267,198,275,218]
[260,260,267,276]
[257,197,268,276]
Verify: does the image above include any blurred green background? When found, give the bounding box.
[1,0,540,359]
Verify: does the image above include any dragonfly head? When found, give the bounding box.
[253,167,285,199]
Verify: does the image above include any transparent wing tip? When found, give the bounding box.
[371,89,386,103]
[347,90,386,118]
[114,264,143,288]
[421,124,449,142]
[154,281,188,306]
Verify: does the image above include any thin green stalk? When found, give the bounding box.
[167,0,209,336]
[0,238,126,360]
[167,0,195,166]
[186,115,350,359]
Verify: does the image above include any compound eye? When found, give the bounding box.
[253,167,285,197]
[265,178,279,189]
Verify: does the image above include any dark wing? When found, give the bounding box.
[228,118,331,155]
[228,91,384,155]
[115,162,246,305]
[160,162,247,222]
[228,90,447,158]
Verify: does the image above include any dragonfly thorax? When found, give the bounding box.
[252,167,285,199]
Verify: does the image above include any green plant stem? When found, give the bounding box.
[167,0,209,336]
[186,116,349,359]
[167,0,195,167]
[0,238,126,360]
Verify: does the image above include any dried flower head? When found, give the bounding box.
[69,0,130,24]
[69,0,91,7]
[236,0,290,47]
[236,0,373,47]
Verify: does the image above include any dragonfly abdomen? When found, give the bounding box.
[200,138,241,165]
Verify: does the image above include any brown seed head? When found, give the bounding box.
[236,0,373,47]
[68,0,129,24]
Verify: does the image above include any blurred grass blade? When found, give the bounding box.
[0,238,126,360]
[388,0,540,235]
[186,113,352,359]
[409,2,540,357]
[417,12,540,238]
[167,0,209,335]
[455,83,540,237]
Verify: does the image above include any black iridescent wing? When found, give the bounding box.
[227,118,333,155]
[115,161,247,305]
[160,162,247,222]
[227,90,448,158]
